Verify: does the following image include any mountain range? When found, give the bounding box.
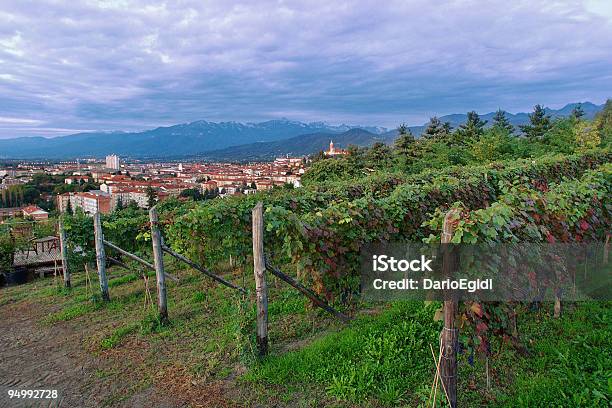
[0,102,602,160]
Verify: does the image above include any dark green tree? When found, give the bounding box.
[179,188,203,201]
[442,122,453,134]
[145,186,157,208]
[397,123,409,135]
[394,129,415,151]
[423,117,444,140]
[454,111,487,144]
[65,199,73,215]
[571,104,585,120]
[492,109,514,133]
[365,142,392,168]
[519,104,552,139]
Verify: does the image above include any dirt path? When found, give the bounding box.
[0,301,179,408]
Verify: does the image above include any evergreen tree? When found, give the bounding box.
[519,104,551,139]
[394,129,415,151]
[454,111,487,144]
[145,186,157,208]
[442,121,453,134]
[115,197,124,211]
[366,142,392,167]
[397,123,408,135]
[65,199,73,215]
[571,104,585,120]
[423,117,444,140]
[492,109,514,133]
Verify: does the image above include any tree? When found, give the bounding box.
[519,104,551,139]
[115,197,124,211]
[65,199,73,215]
[492,109,514,133]
[366,142,392,167]
[397,123,408,135]
[145,186,157,208]
[311,150,326,162]
[594,99,612,146]
[423,117,443,140]
[454,111,487,144]
[574,121,600,152]
[543,117,575,153]
[442,121,453,135]
[394,129,415,151]
[205,187,220,199]
[179,188,203,201]
[0,232,16,273]
[571,104,585,120]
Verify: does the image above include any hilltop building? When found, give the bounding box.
[324,140,348,156]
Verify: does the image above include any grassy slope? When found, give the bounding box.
[246,301,611,407]
[1,262,610,407]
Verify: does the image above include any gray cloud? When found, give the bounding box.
[0,0,611,138]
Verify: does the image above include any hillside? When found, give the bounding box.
[201,128,390,161]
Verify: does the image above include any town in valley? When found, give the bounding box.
[0,141,344,220]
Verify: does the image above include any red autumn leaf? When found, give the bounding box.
[579,220,589,231]
[476,322,488,333]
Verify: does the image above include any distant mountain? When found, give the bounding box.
[0,119,388,159]
[438,102,602,129]
[384,102,604,139]
[0,102,603,159]
[202,128,388,161]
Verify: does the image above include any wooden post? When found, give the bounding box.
[252,202,268,356]
[554,290,562,318]
[149,206,168,322]
[102,239,179,282]
[93,212,110,301]
[58,219,70,288]
[440,209,459,408]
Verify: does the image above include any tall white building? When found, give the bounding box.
[105,154,121,170]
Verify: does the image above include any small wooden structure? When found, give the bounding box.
[12,236,64,279]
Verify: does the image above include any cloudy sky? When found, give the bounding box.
[0,0,611,138]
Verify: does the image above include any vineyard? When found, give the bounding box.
[1,115,611,406]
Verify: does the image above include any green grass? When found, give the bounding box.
[491,302,611,407]
[43,300,103,323]
[2,260,610,407]
[108,272,140,288]
[245,301,612,407]
[100,323,138,349]
[246,302,441,406]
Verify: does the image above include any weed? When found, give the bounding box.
[100,324,138,350]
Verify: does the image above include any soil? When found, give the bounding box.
[0,301,183,408]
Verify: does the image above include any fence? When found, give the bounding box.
[8,203,583,408]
